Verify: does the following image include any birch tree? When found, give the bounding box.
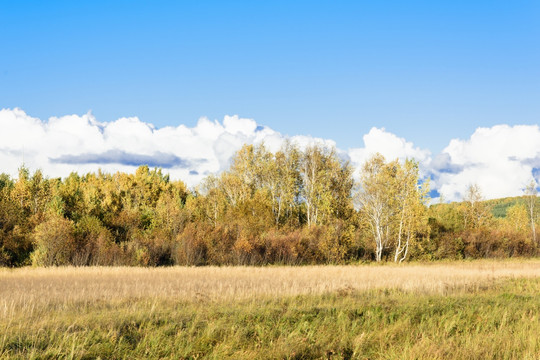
[356,154,394,262]
[393,160,429,263]
[262,142,300,225]
[524,181,537,244]
[300,145,351,227]
[462,184,491,229]
[356,154,428,262]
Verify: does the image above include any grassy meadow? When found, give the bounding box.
[2,261,540,359]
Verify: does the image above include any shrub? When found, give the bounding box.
[31,213,75,266]
[74,215,118,265]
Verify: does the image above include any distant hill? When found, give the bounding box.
[485,197,527,218]
[432,196,539,218]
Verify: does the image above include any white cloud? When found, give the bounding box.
[1,108,538,202]
[348,127,432,177]
[433,125,540,201]
[0,109,285,185]
[0,108,342,186]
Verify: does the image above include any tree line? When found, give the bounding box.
[0,143,538,267]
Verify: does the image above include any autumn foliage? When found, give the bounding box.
[0,143,538,267]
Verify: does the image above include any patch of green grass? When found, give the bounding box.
[2,278,540,359]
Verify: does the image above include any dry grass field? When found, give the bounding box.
[3,260,540,306]
[2,260,540,359]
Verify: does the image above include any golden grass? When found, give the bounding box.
[2,260,540,359]
[2,259,540,313]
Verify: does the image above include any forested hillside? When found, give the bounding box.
[0,143,538,267]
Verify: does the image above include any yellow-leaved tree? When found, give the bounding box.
[356,154,429,262]
[524,181,538,245]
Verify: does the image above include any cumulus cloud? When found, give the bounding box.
[432,125,540,201]
[0,108,538,201]
[345,125,540,202]
[348,127,432,177]
[0,108,337,186]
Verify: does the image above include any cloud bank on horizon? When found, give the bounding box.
[0,108,538,202]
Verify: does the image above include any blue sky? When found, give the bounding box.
[1,1,540,201]
[1,0,539,152]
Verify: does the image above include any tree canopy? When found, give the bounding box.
[0,143,538,267]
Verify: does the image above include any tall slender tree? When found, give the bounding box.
[356,154,428,262]
[524,181,537,244]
